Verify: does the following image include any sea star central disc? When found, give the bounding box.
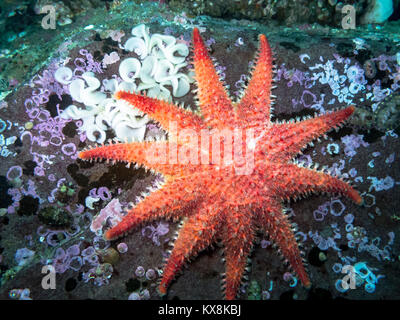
[79,28,362,299]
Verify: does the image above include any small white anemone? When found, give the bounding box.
[85,195,100,210]
[131,24,150,43]
[119,58,141,83]
[154,59,175,83]
[161,43,189,65]
[139,56,158,84]
[124,37,148,59]
[54,66,73,85]
[114,122,147,142]
[69,72,106,106]
[170,74,191,98]
[60,104,100,120]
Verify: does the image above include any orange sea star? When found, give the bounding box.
[79,28,362,299]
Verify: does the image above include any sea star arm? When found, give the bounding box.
[255,200,311,288]
[115,90,204,135]
[104,177,203,240]
[78,140,196,176]
[237,34,274,125]
[158,204,220,295]
[275,163,362,204]
[266,106,356,162]
[222,209,255,299]
[192,28,236,129]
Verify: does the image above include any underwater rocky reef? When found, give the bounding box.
[0,0,399,301]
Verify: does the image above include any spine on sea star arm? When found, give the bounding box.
[104,179,202,240]
[269,106,356,162]
[222,212,255,299]
[256,204,311,288]
[192,28,235,129]
[115,90,204,135]
[276,164,363,205]
[296,106,356,143]
[79,140,197,177]
[238,34,274,124]
[158,207,219,296]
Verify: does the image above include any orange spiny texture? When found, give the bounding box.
[78,28,362,299]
